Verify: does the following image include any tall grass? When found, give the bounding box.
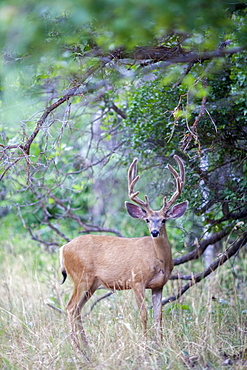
[0,234,246,369]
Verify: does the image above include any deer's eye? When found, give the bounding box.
[145,219,150,223]
[162,219,166,224]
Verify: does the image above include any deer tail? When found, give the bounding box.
[60,246,67,284]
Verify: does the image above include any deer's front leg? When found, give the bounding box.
[152,288,163,340]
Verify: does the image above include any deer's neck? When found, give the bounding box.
[152,228,173,267]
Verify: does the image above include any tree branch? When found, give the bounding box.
[109,103,127,119]
[49,195,123,237]
[210,209,247,225]
[0,67,110,166]
[26,226,60,249]
[82,291,113,318]
[140,47,244,72]
[162,231,247,306]
[0,156,25,181]
[173,225,233,266]
[21,86,80,155]
[79,45,244,65]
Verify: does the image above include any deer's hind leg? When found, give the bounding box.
[133,283,147,336]
[66,277,100,347]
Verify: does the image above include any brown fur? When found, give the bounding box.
[60,156,187,347]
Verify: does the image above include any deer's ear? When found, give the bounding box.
[125,202,147,219]
[165,201,188,219]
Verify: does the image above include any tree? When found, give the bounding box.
[0,0,246,301]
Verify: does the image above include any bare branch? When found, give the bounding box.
[47,195,123,238]
[0,156,24,181]
[0,63,111,178]
[169,272,194,280]
[26,226,60,248]
[173,225,234,266]
[172,61,195,88]
[49,195,87,225]
[180,79,207,152]
[76,45,244,65]
[82,291,113,318]
[162,231,247,306]
[66,142,124,176]
[210,209,247,226]
[44,220,71,243]
[46,303,65,314]
[21,86,80,155]
[109,103,127,119]
[140,46,244,72]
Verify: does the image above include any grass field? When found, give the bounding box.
[0,233,246,369]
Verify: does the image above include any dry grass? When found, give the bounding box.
[0,236,246,369]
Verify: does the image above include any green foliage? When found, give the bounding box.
[0,0,246,106]
[116,50,247,225]
[125,84,181,153]
[0,0,239,57]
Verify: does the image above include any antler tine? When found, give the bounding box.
[128,158,152,211]
[161,155,185,213]
[174,154,185,183]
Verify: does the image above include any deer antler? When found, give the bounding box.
[128,158,152,212]
[161,155,185,214]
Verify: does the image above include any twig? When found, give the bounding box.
[109,103,127,119]
[46,302,65,314]
[0,156,24,181]
[82,291,113,317]
[26,226,60,248]
[173,61,195,88]
[44,220,71,243]
[180,79,207,152]
[21,87,79,155]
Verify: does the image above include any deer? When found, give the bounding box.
[60,155,188,348]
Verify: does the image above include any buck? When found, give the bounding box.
[60,155,188,346]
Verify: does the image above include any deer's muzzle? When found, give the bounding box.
[151,230,160,238]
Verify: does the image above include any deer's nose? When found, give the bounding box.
[151,230,160,238]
